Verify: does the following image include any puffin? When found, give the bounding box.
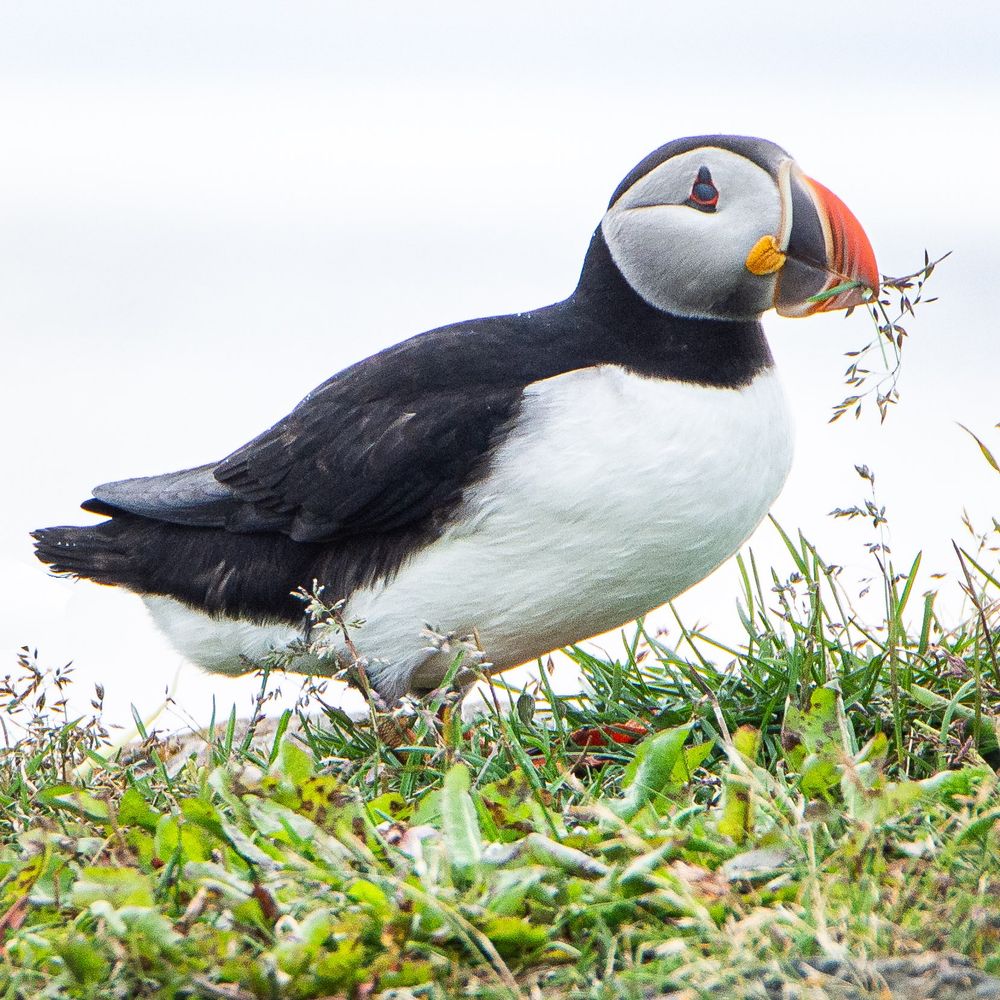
[33,135,879,703]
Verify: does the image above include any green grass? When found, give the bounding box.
[2,502,1000,999]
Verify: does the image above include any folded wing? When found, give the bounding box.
[85,330,528,544]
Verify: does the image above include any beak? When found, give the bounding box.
[761,164,879,317]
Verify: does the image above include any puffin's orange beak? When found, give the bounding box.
[750,164,879,318]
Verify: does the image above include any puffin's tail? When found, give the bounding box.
[32,512,317,624]
[32,517,137,586]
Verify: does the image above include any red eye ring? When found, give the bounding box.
[687,165,719,212]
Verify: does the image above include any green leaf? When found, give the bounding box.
[524,834,609,878]
[37,785,109,822]
[412,788,441,826]
[669,739,716,786]
[609,725,691,819]
[182,861,255,905]
[478,769,539,841]
[516,691,536,726]
[958,422,1000,474]
[856,731,889,768]
[298,774,348,824]
[841,760,992,826]
[277,738,314,785]
[783,686,846,798]
[118,786,160,831]
[784,687,841,758]
[180,797,226,840]
[481,914,549,959]
[366,792,409,825]
[218,816,281,868]
[918,765,994,805]
[485,867,548,916]
[844,773,922,825]
[799,756,840,797]
[98,904,182,953]
[56,935,109,985]
[732,725,761,760]
[71,867,154,908]
[954,805,1000,844]
[718,782,752,843]
[441,763,482,875]
[348,878,392,918]
[154,814,214,865]
[718,726,761,843]
[314,937,367,991]
[379,959,435,989]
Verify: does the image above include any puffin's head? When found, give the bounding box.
[601,135,879,321]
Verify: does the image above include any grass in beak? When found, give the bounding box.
[805,278,864,304]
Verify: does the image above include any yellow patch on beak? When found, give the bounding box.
[744,235,786,276]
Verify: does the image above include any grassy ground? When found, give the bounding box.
[2,502,999,998]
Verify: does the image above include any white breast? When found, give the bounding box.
[350,364,793,698]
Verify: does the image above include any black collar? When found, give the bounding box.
[537,230,774,389]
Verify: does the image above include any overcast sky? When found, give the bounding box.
[2,1,998,735]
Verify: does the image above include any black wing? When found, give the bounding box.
[90,321,539,543]
[214,380,521,542]
[87,462,235,525]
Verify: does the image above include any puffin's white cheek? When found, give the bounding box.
[602,208,699,310]
[603,209,745,318]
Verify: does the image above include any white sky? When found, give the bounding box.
[2,1,999,735]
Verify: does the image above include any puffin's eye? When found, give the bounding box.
[686,166,719,212]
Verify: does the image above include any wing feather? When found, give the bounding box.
[86,318,552,543]
[215,384,520,542]
[87,463,237,526]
